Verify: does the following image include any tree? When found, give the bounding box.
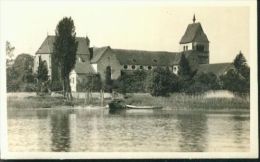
[36,56,49,93]
[53,17,78,100]
[115,70,148,93]
[105,66,113,93]
[220,69,249,93]
[148,67,178,97]
[178,53,191,78]
[6,41,15,60]
[233,51,250,80]
[178,53,194,91]
[187,72,220,94]
[6,54,35,92]
[220,51,250,94]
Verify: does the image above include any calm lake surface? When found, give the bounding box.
[8,107,250,152]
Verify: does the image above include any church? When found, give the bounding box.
[34,15,233,92]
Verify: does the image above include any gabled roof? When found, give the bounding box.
[74,61,95,74]
[180,22,209,44]
[197,63,234,76]
[36,35,90,55]
[112,48,181,66]
[91,46,110,63]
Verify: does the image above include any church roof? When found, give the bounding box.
[90,47,201,66]
[112,48,181,66]
[74,61,95,74]
[36,35,90,55]
[91,46,110,63]
[197,63,234,76]
[180,22,209,44]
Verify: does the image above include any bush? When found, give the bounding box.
[147,67,178,97]
[115,70,148,93]
[51,80,63,92]
[19,83,36,92]
[186,72,220,94]
[6,54,35,92]
[220,69,249,93]
[77,74,102,92]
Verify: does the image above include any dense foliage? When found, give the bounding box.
[105,66,113,93]
[115,70,148,93]
[36,56,49,93]
[147,67,178,96]
[186,72,220,94]
[112,52,249,96]
[220,52,250,93]
[178,53,195,92]
[53,17,78,100]
[6,54,35,92]
[77,74,102,92]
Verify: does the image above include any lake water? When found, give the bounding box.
[8,107,250,152]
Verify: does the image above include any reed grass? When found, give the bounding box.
[7,95,109,108]
[125,93,250,110]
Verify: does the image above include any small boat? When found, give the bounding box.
[126,104,163,109]
[108,99,126,110]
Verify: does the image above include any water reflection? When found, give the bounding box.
[232,115,250,148]
[7,108,250,152]
[176,113,208,152]
[50,110,74,152]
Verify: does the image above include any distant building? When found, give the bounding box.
[34,15,233,92]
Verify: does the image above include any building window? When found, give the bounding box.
[197,45,204,51]
[132,65,136,70]
[148,66,152,70]
[140,65,143,70]
[123,65,128,69]
[183,46,185,51]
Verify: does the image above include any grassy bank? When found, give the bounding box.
[7,95,109,109]
[124,93,250,110]
[7,92,249,110]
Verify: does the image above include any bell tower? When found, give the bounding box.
[179,15,210,64]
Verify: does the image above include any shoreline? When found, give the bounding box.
[7,106,250,115]
[7,92,250,111]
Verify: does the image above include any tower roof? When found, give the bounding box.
[179,22,209,44]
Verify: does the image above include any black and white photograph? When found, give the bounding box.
[0,0,258,159]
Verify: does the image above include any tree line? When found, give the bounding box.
[110,52,250,96]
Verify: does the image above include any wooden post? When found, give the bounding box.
[84,91,87,105]
[100,89,104,107]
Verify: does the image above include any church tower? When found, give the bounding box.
[179,15,210,64]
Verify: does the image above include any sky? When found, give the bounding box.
[0,0,256,64]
